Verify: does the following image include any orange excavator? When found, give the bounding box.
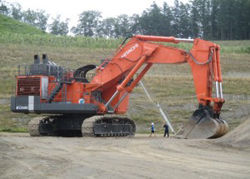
[11,35,228,138]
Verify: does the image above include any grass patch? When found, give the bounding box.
[0,127,27,133]
[0,32,123,49]
[216,40,250,54]
[0,104,34,133]
[0,14,44,35]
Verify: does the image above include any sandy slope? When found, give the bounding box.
[216,119,250,149]
[0,132,250,179]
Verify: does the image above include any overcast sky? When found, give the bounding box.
[6,0,189,27]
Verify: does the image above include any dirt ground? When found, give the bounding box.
[0,132,250,179]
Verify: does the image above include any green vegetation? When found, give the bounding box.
[1,0,250,40]
[0,13,250,51]
[0,14,123,49]
[217,41,250,54]
[0,32,123,49]
[0,104,29,132]
[0,127,27,133]
[0,14,44,34]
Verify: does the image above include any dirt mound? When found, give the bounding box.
[216,119,250,149]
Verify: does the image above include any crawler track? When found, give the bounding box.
[28,115,85,137]
[82,115,136,137]
[28,116,58,136]
[28,115,136,137]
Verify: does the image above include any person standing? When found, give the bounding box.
[163,123,169,138]
[149,122,155,137]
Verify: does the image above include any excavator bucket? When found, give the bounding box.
[178,107,229,139]
[180,117,229,139]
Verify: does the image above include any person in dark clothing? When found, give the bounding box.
[163,123,169,137]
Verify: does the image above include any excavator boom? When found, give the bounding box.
[88,35,227,138]
[91,36,223,112]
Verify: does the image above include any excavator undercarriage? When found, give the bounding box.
[28,115,136,137]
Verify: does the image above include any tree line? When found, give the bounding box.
[1,0,250,40]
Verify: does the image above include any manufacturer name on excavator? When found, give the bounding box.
[121,43,139,58]
[16,106,28,110]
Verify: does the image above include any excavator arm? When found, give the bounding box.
[90,35,228,138]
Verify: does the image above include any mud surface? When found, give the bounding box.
[0,133,250,179]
